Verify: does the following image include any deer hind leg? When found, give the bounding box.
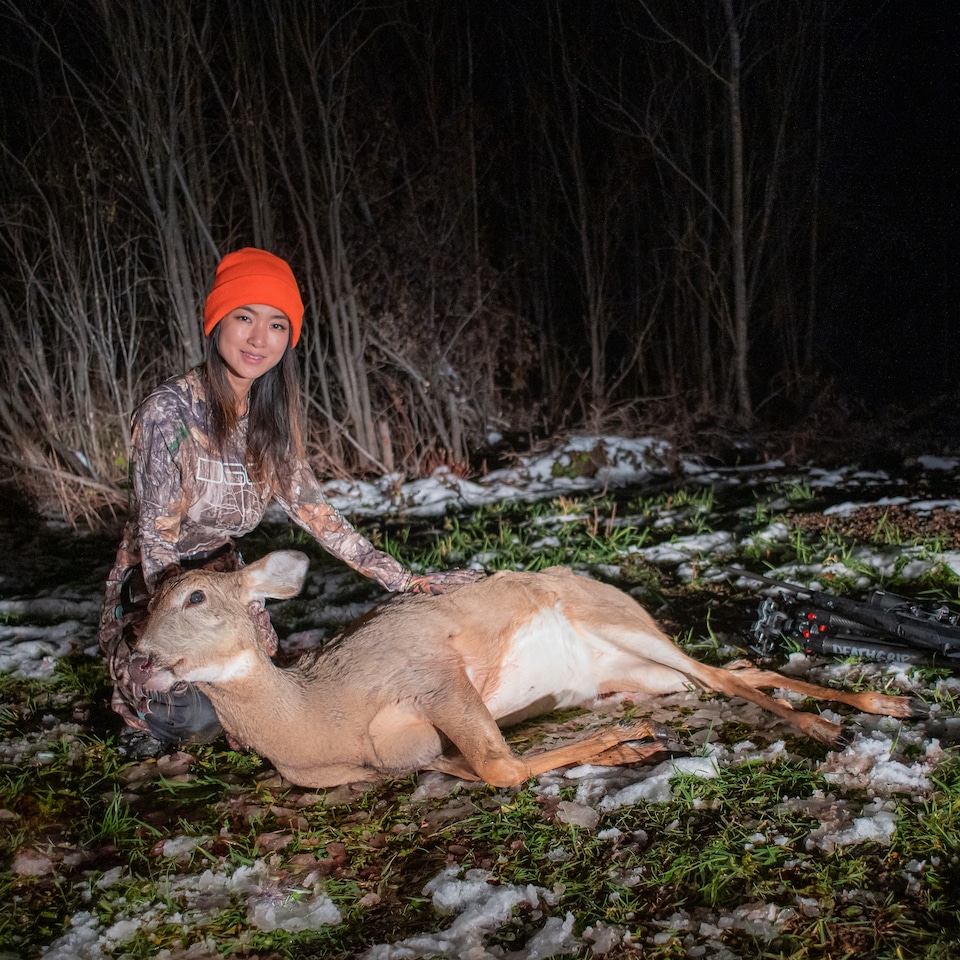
[680,657,930,746]
[578,617,914,746]
[658,657,846,745]
[566,619,845,744]
[721,663,929,720]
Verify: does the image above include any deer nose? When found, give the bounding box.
[128,656,153,684]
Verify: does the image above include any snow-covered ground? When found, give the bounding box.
[3,435,959,959]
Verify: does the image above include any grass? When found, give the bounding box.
[1,469,959,957]
[374,498,658,573]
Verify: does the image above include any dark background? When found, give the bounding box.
[822,2,959,404]
[0,0,958,517]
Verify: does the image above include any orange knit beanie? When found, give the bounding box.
[203,248,305,347]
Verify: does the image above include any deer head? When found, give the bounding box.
[129,550,309,691]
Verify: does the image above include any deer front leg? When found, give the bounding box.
[431,719,681,786]
[421,674,548,787]
[517,720,675,777]
[425,676,683,788]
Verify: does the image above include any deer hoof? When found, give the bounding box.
[904,697,930,720]
[833,726,855,750]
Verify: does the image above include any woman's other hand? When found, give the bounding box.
[404,568,485,596]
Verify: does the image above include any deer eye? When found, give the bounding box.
[187,590,205,606]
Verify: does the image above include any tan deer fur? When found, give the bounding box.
[129,551,926,788]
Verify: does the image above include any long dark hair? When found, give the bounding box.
[201,327,305,492]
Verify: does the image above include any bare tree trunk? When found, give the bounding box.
[721,0,752,421]
[806,0,827,372]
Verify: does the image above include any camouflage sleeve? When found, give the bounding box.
[274,461,412,593]
[131,399,190,590]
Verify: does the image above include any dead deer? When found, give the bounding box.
[128,551,926,789]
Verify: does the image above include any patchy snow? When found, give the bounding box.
[41,860,341,959]
[917,455,960,472]
[4,433,960,958]
[316,436,678,519]
[363,866,566,959]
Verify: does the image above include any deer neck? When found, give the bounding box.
[193,656,316,753]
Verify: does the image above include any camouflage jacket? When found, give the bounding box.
[102,368,412,602]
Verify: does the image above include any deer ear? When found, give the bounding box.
[240,551,310,602]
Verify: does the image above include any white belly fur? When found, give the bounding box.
[476,606,601,720]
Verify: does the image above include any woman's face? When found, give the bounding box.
[216,304,290,399]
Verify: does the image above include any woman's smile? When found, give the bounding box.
[216,304,291,405]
